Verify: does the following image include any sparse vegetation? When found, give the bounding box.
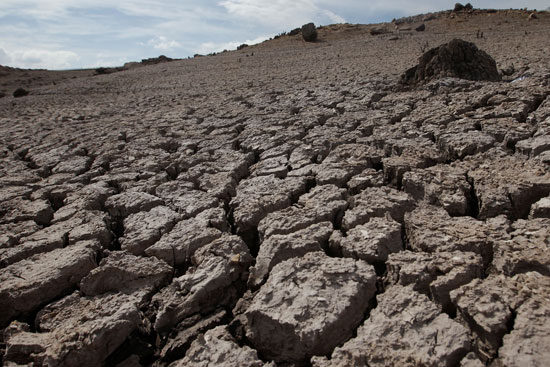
[95,67,109,75]
[13,87,29,97]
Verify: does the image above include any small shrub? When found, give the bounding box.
[13,88,29,98]
[288,28,301,36]
[95,67,109,75]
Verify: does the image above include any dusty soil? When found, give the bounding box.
[1,7,550,367]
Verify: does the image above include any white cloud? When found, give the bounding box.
[146,36,181,50]
[0,48,11,65]
[3,49,79,70]
[196,35,269,55]
[322,9,346,24]
[219,0,346,28]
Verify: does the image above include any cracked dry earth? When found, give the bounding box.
[2,8,550,367]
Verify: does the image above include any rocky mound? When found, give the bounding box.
[401,38,501,85]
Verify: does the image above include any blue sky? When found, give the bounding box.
[0,0,547,70]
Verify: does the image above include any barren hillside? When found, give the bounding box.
[1,7,550,367]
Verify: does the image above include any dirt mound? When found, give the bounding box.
[401,38,501,85]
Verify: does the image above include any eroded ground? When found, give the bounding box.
[1,8,550,367]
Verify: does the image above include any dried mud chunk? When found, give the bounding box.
[51,155,93,175]
[463,148,550,219]
[404,205,496,265]
[169,326,269,367]
[342,186,415,230]
[529,196,550,218]
[496,297,550,367]
[161,310,227,362]
[437,131,495,160]
[249,222,333,288]
[80,251,172,300]
[401,38,501,85]
[381,139,445,187]
[258,185,347,238]
[460,353,485,367]
[27,145,74,170]
[0,185,33,203]
[119,206,180,255]
[145,216,222,266]
[386,251,483,311]
[104,191,163,217]
[0,221,40,249]
[250,156,288,178]
[167,190,220,219]
[230,175,307,233]
[4,292,141,367]
[515,135,550,158]
[480,118,533,146]
[0,198,53,226]
[197,172,237,201]
[492,218,550,276]
[153,235,252,334]
[244,252,377,364]
[1,211,110,267]
[313,285,471,367]
[53,182,117,222]
[0,240,99,327]
[347,168,384,194]
[330,215,402,263]
[402,165,471,216]
[450,272,550,362]
[315,144,383,186]
[289,144,328,170]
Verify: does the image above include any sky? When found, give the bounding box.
[0,0,548,70]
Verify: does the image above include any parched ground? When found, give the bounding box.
[1,8,550,367]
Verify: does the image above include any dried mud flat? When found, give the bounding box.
[1,8,550,367]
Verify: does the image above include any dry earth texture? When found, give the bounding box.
[1,7,550,367]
